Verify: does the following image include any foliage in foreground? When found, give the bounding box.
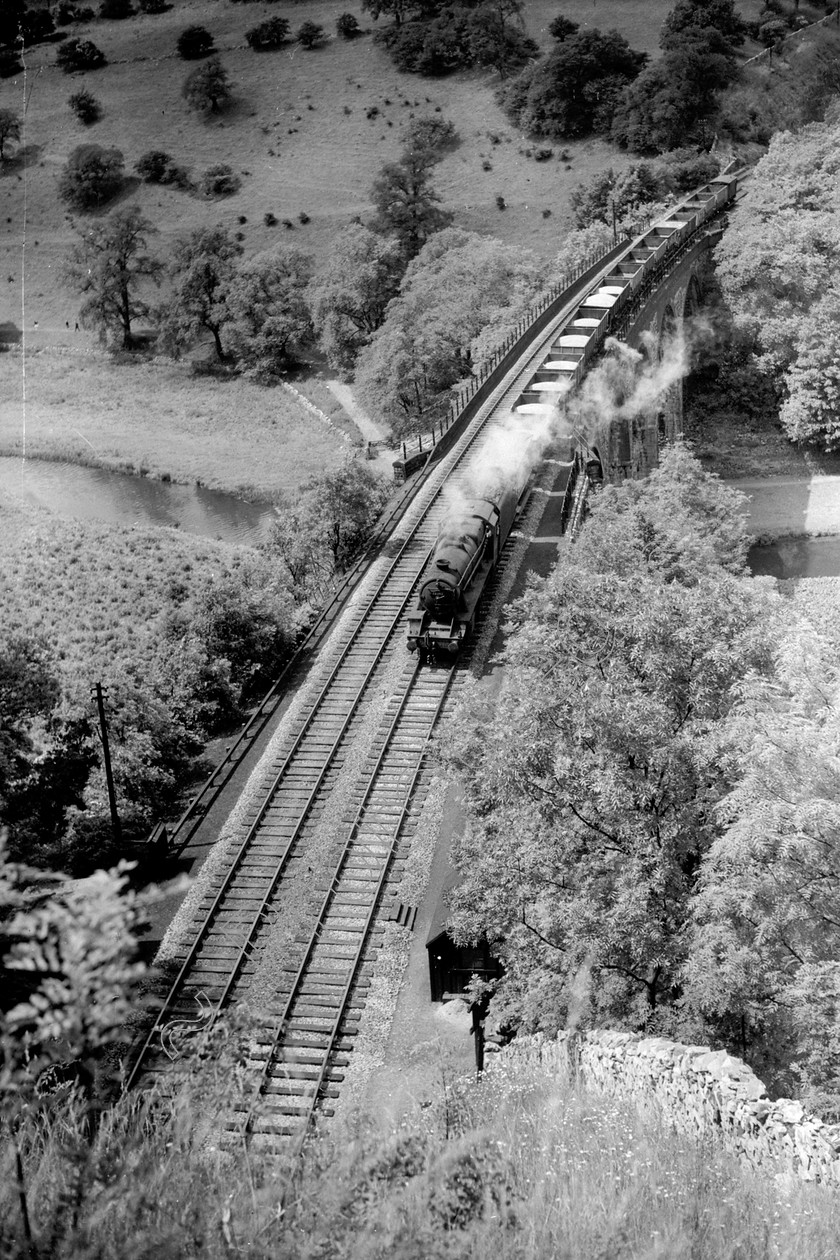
[2,1014,839,1260]
[445,440,840,1107]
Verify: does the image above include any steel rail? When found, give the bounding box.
[124,554,432,1090]
[243,658,455,1157]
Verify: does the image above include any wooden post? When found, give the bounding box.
[94,681,121,844]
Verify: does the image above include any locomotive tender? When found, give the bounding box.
[407,484,525,658]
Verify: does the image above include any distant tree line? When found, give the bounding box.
[59,116,468,396]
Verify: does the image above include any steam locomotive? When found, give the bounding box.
[407,484,526,657]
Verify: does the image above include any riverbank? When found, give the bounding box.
[731,474,840,540]
[0,348,355,501]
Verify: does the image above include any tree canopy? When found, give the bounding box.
[355,228,541,435]
[444,446,777,1037]
[182,56,232,113]
[58,143,124,210]
[715,115,840,448]
[64,206,162,348]
[499,27,646,140]
[221,249,313,378]
[370,143,453,261]
[157,225,242,362]
[687,618,840,1109]
[307,223,404,371]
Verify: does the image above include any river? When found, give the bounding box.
[748,536,840,580]
[0,457,277,548]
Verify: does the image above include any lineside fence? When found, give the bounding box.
[392,222,651,481]
[744,5,840,66]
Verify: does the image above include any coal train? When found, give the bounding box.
[407,482,527,657]
[405,172,742,659]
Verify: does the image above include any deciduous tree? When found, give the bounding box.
[183,56,232,113]
[157,225,242,361]
[56,36,106,72]
[307,223,403,370]
[270,461,390,601]
[58,143,124,209]
[687,621,840,1110]
[499,27,646,139]
[371,145,452,260]
[64,206,162,348]
[0,108,20,161]
[222,248,312,378]
[444,446,776,1036]
[715,116,840,376]
[177,23,214,58]
[778,289,840,450]
[355,228,540,434]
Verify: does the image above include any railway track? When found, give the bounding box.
[126,242,664,1151]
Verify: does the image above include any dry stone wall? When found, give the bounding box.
[496,1030,840,1186]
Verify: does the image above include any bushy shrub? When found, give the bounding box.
[68,88,102,124]
[549,14,579,41]
[55,3,96,23]
[404,114,458,155]
[99,0,134,18]
[182,57,232,113]
[58,143,124,209]
[297,21,326,48]
[758,18,788,45]
[135,149,191,187]
[177,24,214,58]
[336,12,360,38]
[56,37,107,72]
[200,163,241,197]
[245,16,289,49]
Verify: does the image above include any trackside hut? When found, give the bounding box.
[425,864,502,1002]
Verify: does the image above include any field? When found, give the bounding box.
[0,345,353,497]
[0,0,828,496]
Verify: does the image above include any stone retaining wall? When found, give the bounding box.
[497,1030,840,1185]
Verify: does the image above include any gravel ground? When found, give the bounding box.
[331,456,565,1131]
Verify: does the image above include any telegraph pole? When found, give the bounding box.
[93,682,121,844]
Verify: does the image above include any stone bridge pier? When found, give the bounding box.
[592,234,718,484]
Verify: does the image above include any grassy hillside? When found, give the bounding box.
[5,1046,840,1259]
[0,0,827,496]
[0,492,290,701]
[0,0,682,345]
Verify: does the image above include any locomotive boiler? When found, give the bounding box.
[407,485,524,657]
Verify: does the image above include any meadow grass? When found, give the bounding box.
[4,1049,840,1260]
[0,493,278,702]
[0,347,350,497]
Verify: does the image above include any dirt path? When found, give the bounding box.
[324,380,399,481]
[324,380,389,444]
